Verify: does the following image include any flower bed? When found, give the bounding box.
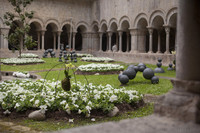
[0,79,143,117]
[13,71,30,78]
[76,53,93,57]
[77,63,124,73]
[1,58,45,65]
[19,53,39,58]
[81,57,114,62]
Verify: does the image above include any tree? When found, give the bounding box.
[4,0,37,58]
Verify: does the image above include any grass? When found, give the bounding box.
[3,104,153,132]
[1,57,175,131]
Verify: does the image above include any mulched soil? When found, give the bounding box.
[75,70,122,75]
[0,100,145,121]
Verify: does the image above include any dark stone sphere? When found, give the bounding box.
[128,65,135,70]
[158,58,162,62]
[134,66,139,72]
[151,76,159,84]
[119,75,129,85]
[74,59,77,63]
[154,68,165,73]
[123,69,136,80]
[59,53,62,56]
[63,51,67,54]
[143,68,155,80]
[118,73,123,80]
[138,66,146,72]
[49,49,53,53]
[169,64,173,67]
[157,62,162,67]
[138,63,146,68]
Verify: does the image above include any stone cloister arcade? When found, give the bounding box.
[0,8,177,56]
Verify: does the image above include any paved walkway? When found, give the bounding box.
[51,114,200,133]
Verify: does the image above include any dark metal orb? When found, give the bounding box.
[119,75,129,85]
[157,62,162,68]
[128,65,135,70]
[158,58,162,62]
[151,76,159,84]
[118,73,123,80]
[138,63,146,68]
[143,68,155,80]
[134,66,139,72]
[123,68,136,80]
[154,68,165,73]
[138,66,146,72]
[167,64,174,71]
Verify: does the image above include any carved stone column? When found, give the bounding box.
[72,32,76,50]
[53,32,57,50]
[57,31,62,50]
[108,31,113,52]
[148,27,153,53]
[37,31,41,50]
[118,31,123,52]
[1,28,10,50]
[116,33,119,51]
[164,26,171,54]
[130,29,138,53]
[157,30,161,53]
[99,32,103,52]
[41,30,45,50]
[155,0,200,123]
[126,32,130,52]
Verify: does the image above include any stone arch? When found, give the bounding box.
[166,7,178,27]
[100,19,108,32]
[28,18,44,30]
[61,20,75,31]
[149,9,166,27]
[91,22,100,51]
[119,16,130,30]
[108,18,118,31]
[133,13,148,28]
[45,19,60,31]
[75,21,89,33]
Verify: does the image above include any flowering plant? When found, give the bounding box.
[78,63,124,72]
[13,71,30,78]
[76,53,93,57]
[1,58,45,65]
[19,53,39,58]
[0,79,143,116]
[81,57,114,62]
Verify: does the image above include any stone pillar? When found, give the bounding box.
[1,28,10,50]
[53,32,57,50]
[67,32,71,49]
[130,29,138,53]
[108,31,112,52]
[37,31,41,50]
[106,33,109,51]
[157,30,161,53]
[41,31,45,50]
[99,32,103,51]
[155,0,200,123]
[118,31,123,52]
[57,31,61,50]
[148,28,153,53]
[0,29,3,49]
[175,29,177,51]
[164,26,170,54]
[72,32,76,50]
[126,32,130,52]
[116,33,119,51]
[137,30,147,53]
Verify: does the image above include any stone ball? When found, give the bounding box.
[119,75,129,85]
[123,69,136,80]
[158,58,162,62]
[143,68,155,80]
[138,65,146,72]
[157,62,162,67]
[154,68,165,73]
[59,53,62,56]
[138,63,146,68]
[118,73,123,80]
[151,76,159,84]
[169,63,173,67]
[134,66,139,72]
[127,65,135,70]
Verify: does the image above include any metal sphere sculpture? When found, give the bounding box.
[118,75,129,85]
[167,63,174,71]
[123,68,136,80]
[143,68,155,80]
[154,58,165,73]
[138,63,146,72]
[151,76,159,84]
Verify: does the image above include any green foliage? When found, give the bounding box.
[3,0,36,57]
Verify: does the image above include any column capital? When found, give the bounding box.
[147,27,154,35]
[0,28,10,35]
[164,26,171,33]
[118,30,123,36]
[130,28,138,36]
[72,32,77,36]
[57,30,62,36]
[107,31,113,37]
[41,30,46,36]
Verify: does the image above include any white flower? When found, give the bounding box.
[91,118,95,122]
[69,119,74,123]
[78,109,82,114]
[3,110,11,115]
[65,104,69,109]
[109,95,118,102]
[83,97,87,102]
[60,100,66,105]
[66,109,71,115]
[86,106,92,114]
[14,103,20,108]
[35,100,40,105]
[40,105,48,114]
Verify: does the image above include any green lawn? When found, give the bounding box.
[1,57,175,131]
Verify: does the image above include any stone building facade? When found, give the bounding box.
[0,0,178,65]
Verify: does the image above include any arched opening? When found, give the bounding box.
[151,16,165,53]
[45,23,58,50]
[169,13,177,53]
[109,22,118,51]
[61,26,69,49]
[75,27,82,51]
[8,21,22,50]
[75,25,87,51]
[120,20,130,52]
[137,18,148,53]
[100,23,108,52]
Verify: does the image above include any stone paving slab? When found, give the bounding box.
[50,114,200,133]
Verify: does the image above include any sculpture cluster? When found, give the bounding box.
[154,58,165,73]
[42,49,56,58]
[59,50,77,63]
[118,63,159,85]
